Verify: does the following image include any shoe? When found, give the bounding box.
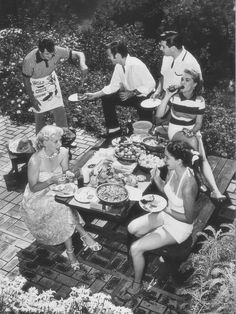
[100,129,122,139]
[210,191,227,203]
[70,142,77,149]
[66,248,80,270]
[81,234,102,252]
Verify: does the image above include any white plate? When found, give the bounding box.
[130,134,147,143]
[68,93,87,102]
[74,187,97,203]
[50,183,77,197]
[141,98,161,109]
[139,194,167,212]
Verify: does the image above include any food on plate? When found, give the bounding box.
[115,142,146,161]
[138,154,165,169]
[125,174,138,187]
[143,137,159,147]
[136,174,146,182]
[52,183,76,195]
[97,184,128,203]
[112,136,130,146]
[130,134,146,144]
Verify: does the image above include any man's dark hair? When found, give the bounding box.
[159,31,183,49]
[38,38,55,53]
[106,40,128,58]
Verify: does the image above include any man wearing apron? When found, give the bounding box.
[22,38,88,134]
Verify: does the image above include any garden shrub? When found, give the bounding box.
[177,224,236,314]
[0,275,133,313]
[0,4,235,159]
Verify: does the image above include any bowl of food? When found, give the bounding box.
[114,142,146,164]
[96,183,129,205]
[132,121,152,135]
[138,153,165,172]
[143,136,166,153]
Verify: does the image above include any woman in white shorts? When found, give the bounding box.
[123,141,200,297]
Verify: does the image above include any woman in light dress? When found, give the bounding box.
[21,125,101,270]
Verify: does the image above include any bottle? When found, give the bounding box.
[126,117,134,136]
[168,85,184,93]
[82,167,90,185]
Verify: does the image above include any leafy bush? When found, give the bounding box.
[178,224,236,313]
[0,8,235,159]
[0,275,132,313]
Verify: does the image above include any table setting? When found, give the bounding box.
[55,130,168,218]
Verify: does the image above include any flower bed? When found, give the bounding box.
[0,275,132,313]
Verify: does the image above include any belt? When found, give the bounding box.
[170,115,196,126]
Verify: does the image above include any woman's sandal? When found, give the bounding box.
[210,191,227,203]
[66,248,80,270]
[81,234,102,252]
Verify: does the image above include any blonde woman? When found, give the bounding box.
[21,125,101,270]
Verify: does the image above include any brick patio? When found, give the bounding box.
[0,115,235,313]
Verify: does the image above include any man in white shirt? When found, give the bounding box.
[85,40,156,138]
[151,31,202,129]
[153,31,202,96]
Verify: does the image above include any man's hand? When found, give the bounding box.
[32,99,42,112]
[84,92,97,100]
[151,87,162,99]
[119,90,134,101]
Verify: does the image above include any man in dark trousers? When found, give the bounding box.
[85,40,156,138]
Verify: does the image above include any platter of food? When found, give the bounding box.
[130,133,147,144]
[142,136,165,152]
[138,154,165,171]
[96,183,129,205]
[50,183,77,197]
[74,187,97,203]
[114,142,146,163]
[139,194,167,212]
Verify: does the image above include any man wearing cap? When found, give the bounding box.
[22,38,88,134]
[85,40,156,139]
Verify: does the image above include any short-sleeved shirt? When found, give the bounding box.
[170,93,205,118]
[22,46,70,79]
[161,47,202,91]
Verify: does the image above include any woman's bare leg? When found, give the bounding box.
[129,229,176,294]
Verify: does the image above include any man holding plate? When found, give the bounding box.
[85,40,156,139]
[22,38,88,134]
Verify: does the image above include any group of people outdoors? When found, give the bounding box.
[20,31,225,296]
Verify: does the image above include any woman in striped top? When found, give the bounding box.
[156,69,226,201]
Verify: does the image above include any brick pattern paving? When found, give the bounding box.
[0,115,235,313]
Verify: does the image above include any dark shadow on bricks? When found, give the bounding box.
[4,166,28,193]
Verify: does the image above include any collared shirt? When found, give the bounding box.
[102,55,156,96]
[22,46,70,79]
[161,47,202,91]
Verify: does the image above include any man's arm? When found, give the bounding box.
[70,50,88,75]
[152,76,163,99]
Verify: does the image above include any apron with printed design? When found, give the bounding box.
[30,71,64,113]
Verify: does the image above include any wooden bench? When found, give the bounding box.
[143,156,236,282]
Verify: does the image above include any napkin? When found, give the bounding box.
[125,185,143,201]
